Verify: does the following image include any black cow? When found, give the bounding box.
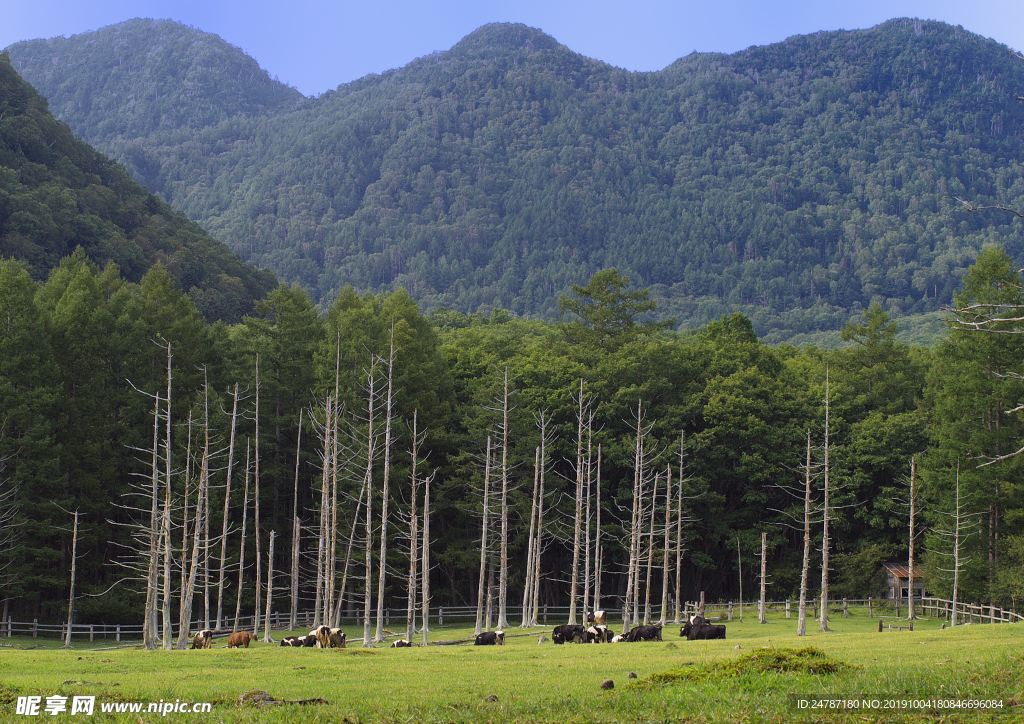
[623,625,662,642]
[474,630,505,645]
[280,636,301,647]
[680,615,708,639]
[688,624,726,640]
[391,638,413,648]
[551,624,587,644]
[300,634,317,647]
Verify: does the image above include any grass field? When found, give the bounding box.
[0,610,1021,723]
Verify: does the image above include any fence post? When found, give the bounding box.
[386,608,390,627]
[116,625,121,642]
[868,597,873,618]
[439,607,444,626]
[544,605,548,624]
[89,625,94,643]
[33,618,37,638]
[843,598,848,618]
[727,602,732,622]
[786,600,790,619]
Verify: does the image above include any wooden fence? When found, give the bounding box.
[5,595,1020,642]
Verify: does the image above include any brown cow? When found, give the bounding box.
[227,631,256,648]
[328,628,347,648]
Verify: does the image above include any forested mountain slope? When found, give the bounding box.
[0,53,277,321]
[9,19,1024,339]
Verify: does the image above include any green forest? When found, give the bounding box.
[8,18,1024,340]
[0,52,277,323]
[2,250,1024,629]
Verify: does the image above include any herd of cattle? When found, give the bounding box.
[190,612,726,649]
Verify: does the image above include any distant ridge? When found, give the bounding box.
[9,18,1024,342]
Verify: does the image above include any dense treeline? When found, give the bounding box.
[0,52,277,322]
[2,256,1023,628]
[8,18,1024,340]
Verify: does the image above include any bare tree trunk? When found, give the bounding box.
[202,377,211,631]
[819,369,831,633]
[328,334,341,626]
[407,410,420,642]
[63,511,79,649]
[625,399,643,633]
[737,537,743,623]
[660,465,671,625]
[521,446,539,627]
[333,478,366,627]
[290,409,303,630]
[421,469,431,641]
[161,342,173,650]
[314,397,331,627]
[529,413,551,628]
[177,378,211,649]
[263,531,275,642]
[362,368,377,647]
[375,330,396,643]
[181,414,192,612]
[475,437,492,636]
[216,383,240,632]
[674,433,684,624]
[232,443,251,633]
[643,472,657,625]
[144,392,161,649]
[908,456,917,621]
[758,531,768,624]
[593,445,602,614]
[583,418,593,623]
[254,356,262,633]
[498,367,511,631]
[798,428,812,637]
[570,380,585,626]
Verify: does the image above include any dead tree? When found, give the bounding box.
[527,411,555,627]
[160,341,173,650]
[406,411,421,642]
[799,429,814,636]
[569,379,589,625]
[643,471,658,625]
[660,464,671,625]
[819,368,832,633]
[421,465,431,642]
[475,437,493,636]
[520,445,540,628]
[62,509,80,649]
[908,457,917,620]
[361,362,380,647]
[624,400,655,631]
[289,408,303,630]
[144,390,161,648]
[497,367,512,631]
[930,462,982,626]
[263,530,275,642]
[253,355,262,633]
[593,445,602,614]
[232,442,251,632]
[215,383,242,631]
[758,531,768,624]
[375,329,397,644]
[176,378,211,650]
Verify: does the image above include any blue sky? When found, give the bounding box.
[3,0,1022,96]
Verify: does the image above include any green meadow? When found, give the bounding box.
[0,611,1021,723]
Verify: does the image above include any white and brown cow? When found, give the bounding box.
[311,625,331,648]
[328,628,347,648]
[390,638,413,648]
[191,629,213,649]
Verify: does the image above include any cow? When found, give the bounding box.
[391,639,413,648]
[280,636,302,647]
[680,616,708,639]
[551,624,587,644]
[227,631,256,648]
[191,630,213,649]
[687,624,726,640]
[474,630,505,645]
[586,610,607,626]
[312,625,331,648]
[587,625,611,643]
[328,628,347,648]
[623,625,662,642]
[300,634,317,647]
[610,634,625,643]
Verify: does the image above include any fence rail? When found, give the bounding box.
[4,595,1020,642]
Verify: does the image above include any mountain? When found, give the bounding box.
[0,52,277,321]
[9,18,1024,340]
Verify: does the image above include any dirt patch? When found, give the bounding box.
[639,646,851,686]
